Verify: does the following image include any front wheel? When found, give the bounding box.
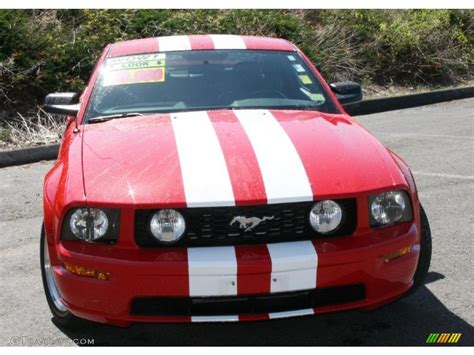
[40,224,83,328]
[406,204,432,295]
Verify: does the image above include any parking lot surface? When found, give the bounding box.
[0,98,473,345]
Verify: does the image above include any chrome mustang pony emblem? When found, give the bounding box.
[230,216,275,232]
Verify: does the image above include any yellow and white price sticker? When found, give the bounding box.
[107,53,166,71]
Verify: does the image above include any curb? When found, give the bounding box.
[0,144,59,168]
[1,86,473,168]
[344,86,474,116]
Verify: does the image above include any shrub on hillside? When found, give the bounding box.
[316,9,473,84]
[0,9,472,118]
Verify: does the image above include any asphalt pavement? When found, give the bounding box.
[0,98,473,346]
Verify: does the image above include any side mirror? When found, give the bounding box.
[43,92,80,116]
[330,82,363,105]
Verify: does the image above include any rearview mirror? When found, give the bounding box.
[330,82,362,105]
[43,92,80,116]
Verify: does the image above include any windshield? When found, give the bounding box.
[85,50,339,121]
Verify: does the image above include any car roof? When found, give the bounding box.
[108,34,297,57]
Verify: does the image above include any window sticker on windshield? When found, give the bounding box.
[103,67,165,87]
[293,64,305,73]
[103,53,166,86]
[106,53,166,71]
[287,55,296,61]
[310,93,325,103]
[299,75,312,85]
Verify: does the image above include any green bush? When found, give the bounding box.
[317,9,473,84]
[0,9,472,118]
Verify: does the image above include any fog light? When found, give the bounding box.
[150,209,186,244]
[64,263,110,280]
[309,200,343,234]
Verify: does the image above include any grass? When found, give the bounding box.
[0,108,65,150]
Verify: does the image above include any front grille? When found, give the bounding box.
[135,199,357,247]
[130,284,366,316]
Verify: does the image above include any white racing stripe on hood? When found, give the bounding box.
[235,110,313,204]
[267,241,318,293]
[171,111,235,207]
[158,35,191,51]
[210,35,246,49]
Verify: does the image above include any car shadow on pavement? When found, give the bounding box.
[55,272,473,346]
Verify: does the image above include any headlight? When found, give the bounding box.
[369,190,412,227]
[70,208,108,241]
[309,200,343,234]
[150,209,186,244]
[63,208,120,243]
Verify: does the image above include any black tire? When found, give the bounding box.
[405,204,432,296]
[40,224,84,328]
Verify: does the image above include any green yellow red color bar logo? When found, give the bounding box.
[426,333,462,344]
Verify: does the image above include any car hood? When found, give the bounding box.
[82,109,405,206]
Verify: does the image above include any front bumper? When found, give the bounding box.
[50,222,419,326]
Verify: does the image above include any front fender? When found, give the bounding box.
[43,125,86,264]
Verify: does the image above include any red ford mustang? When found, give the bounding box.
[41,35,431,327]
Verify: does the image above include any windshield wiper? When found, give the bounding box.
[88,112,143,123]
